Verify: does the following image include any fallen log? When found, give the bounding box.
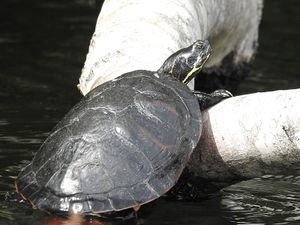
[76,0,300,181]
[188,88,300,182]
[78,0,263,95]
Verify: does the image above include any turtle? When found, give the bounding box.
[15,40,232,215]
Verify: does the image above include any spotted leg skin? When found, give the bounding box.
[193,89,233,110]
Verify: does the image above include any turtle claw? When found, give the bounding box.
[210,89,233,99]
[193,89,233,110]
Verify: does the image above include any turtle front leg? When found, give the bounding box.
[193,89,233,111]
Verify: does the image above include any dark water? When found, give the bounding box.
[0,0,300,224]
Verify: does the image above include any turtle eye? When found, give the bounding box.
[187,56,196,66]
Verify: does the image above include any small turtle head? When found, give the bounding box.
[182,40,211,83]
[158,40,211,84]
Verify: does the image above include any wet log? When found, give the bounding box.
[188,88,300,182]
[78,0,263,95]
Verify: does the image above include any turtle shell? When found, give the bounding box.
[16,71,202,214]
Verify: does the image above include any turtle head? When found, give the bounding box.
[158,40,211,84]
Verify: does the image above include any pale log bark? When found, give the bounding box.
[188,89,300,182]
[78,0,263,95]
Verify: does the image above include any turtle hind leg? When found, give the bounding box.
[193,89,233,110]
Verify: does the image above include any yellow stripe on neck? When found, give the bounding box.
[182,66,201,83]
[182,55,209,84]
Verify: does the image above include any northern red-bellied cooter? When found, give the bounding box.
[16,40,232,214]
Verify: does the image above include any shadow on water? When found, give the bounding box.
[0,0,300,224]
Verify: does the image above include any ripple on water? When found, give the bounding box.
[221,175,300,224]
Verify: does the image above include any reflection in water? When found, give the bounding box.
[0,0,300,224]
[41,214,138,225]
[222,175,300,224]
[41,215,101,225]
